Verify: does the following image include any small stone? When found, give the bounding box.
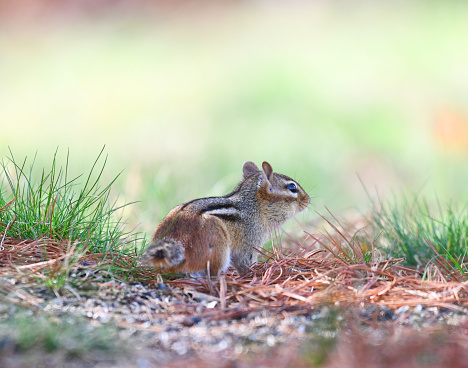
[99,313,112,323]
[172,341,188,355]
[125,316,136,324]
[216,340,229,351]
[182,316,202,327]
[413,304,424,314]
[267,335,276,346]
[395,305,410,316]
[206,301,218,309]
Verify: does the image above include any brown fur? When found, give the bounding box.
[140,161,310,276]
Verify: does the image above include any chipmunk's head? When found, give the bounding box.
[242,161,310,224]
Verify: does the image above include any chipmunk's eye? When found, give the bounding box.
[287,183,298,193]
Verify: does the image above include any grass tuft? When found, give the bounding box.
[0,148,147,290]
[0,148,132,253]
[370,194,468,279]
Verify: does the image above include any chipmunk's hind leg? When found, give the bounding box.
[140,239,185,270]
[201,217,232,276]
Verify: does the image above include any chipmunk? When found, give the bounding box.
[140,161,310,276]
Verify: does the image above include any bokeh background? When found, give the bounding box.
[1,0,468,234]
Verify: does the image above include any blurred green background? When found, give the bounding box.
[1,1,468,234]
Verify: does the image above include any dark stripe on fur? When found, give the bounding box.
[198,203,240,215]
[180,196,226,211]
[210,212,242,221]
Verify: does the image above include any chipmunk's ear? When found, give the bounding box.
[242,161,260,178]
[262,161,274,182]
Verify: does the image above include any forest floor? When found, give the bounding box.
[2,234,468,368]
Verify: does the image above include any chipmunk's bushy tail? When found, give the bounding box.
[139,239,185,269]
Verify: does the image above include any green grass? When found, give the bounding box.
[2,146,468,285]
[1,4,467,365]
[0,147,132,252]
[0,148,146,290]
[371,194,468,278]
[3,148,468,284]
[1,149,468,366]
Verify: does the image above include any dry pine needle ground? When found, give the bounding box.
[1,229,467,317]
[2,226,468,368]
